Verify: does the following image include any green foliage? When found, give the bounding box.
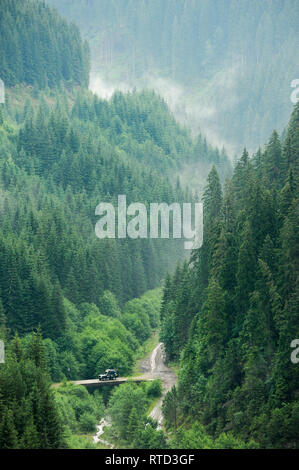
[1,0,298,450]
[122,300,151,343]
[0,0,90,89]
[55,384,104,435]
[0,333,64,449]
[133,419,168,449]
[79,412,97,433]
[170,423,214,449]
[66,434,97,449]
[0,86,195,343]
[108,382,148,441]
[99,291,121,319]
[48,0,298,154]
[162,386,178,430]
[107,381,167,448]
[147,379,162,398]
[169,422,258,449]
[161,103,299,448]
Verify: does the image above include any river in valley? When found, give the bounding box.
[92,341,177,445]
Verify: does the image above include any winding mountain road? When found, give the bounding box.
[92,341,177,445]
[139,342,177,429]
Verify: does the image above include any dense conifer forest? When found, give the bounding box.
[0,0,298,451]
[161,104,299,448]
[0,0,90,88]
[48,0,298,154]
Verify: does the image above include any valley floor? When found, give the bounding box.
[91,339,177,449]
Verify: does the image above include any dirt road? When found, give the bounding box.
[92,341,177,445]
[139,342,177,429]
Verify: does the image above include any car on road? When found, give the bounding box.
[98,369,119,381]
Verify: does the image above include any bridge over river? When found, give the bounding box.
[53,343,177,433]
[52,376,153,388]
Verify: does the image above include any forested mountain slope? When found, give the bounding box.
[0,0,297,450]
[2,89,202,336]
[47,0,299,154]
[161,103,299,448]
[0,0,199,447]
[0,0,230,379]
[0,0,90,88]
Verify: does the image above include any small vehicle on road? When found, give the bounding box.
[98,369,119,381]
